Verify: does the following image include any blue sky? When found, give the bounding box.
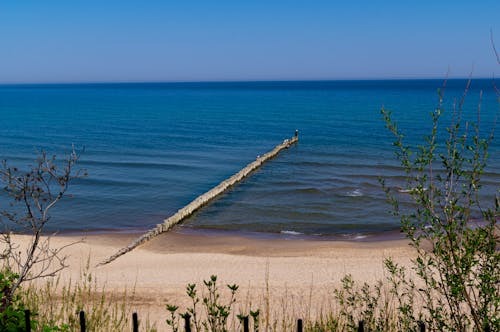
[1,1,500,83]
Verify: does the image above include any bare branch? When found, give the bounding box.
[0,148,85,303]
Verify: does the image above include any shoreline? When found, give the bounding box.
[55,224,406,243]
[81,228,411,257]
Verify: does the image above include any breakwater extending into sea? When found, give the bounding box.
[0,80,498,238]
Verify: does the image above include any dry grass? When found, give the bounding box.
[20,257,157,332]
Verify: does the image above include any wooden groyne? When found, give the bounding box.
[98,132,299,266]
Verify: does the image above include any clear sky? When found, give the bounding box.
[1,1,500,83]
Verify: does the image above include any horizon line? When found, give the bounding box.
[0,76,496,86]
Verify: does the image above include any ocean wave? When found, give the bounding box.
[280,230,303,235]
[346,189,363,197]
[341,233,368,240]
[80,159,202,171]
[295,187,325,195]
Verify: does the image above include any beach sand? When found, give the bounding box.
[11,230,417,330]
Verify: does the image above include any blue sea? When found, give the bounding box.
[0,80,498,238]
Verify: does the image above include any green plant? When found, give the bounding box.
[166,275,243,332]
[186,283,201,332]
[203,275,239,332]
[250,309,260,332]
[0,269,74,332]
[165,304,180,332]
[0,269,32,331]
[384,258,420,331]
[236,309,259,332]
[333,274,389,331]
[380,81,499,331]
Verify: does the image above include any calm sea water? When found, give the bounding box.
[0,80,498,238]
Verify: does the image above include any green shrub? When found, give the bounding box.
[165,275,247,332]
[380,82,499,331]
[0,269,32,331]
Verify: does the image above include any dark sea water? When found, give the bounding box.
[0,80,498,238]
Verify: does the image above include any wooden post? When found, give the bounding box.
[357,320,364,332]
[99,133,299,266]
[243,316,249,332]
[24,309,31,332]
[184,314,191,332]
[297,318,303,332]
[132,312,138,332]
[79,311,86,332]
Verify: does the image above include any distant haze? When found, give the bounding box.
[1,1,500,84]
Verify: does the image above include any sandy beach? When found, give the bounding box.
[11,230,417,330]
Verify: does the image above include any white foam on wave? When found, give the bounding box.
[346,189,363,197]
[341,233,368,240]
[281,230,303,235]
